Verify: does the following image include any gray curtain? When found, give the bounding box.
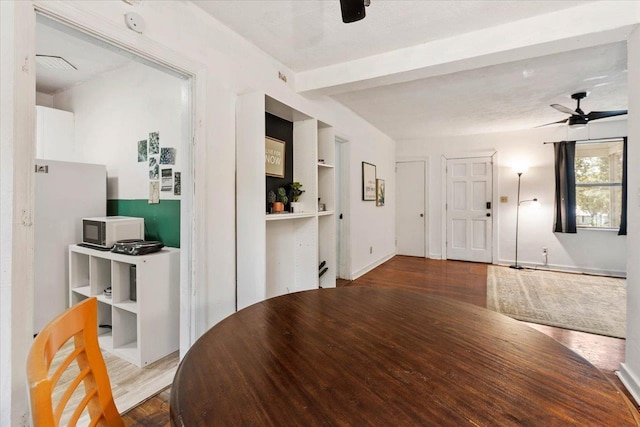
[553,141,577,233]
[619,137,627,236]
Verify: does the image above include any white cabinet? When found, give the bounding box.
[69,244,180,367]
[36,106,77,161]
[237,93,336,310]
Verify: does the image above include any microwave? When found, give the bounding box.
[82,216,144,249]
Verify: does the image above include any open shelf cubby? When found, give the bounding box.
[68,244,180,367]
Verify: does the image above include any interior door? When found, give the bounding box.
[446,157,492,262]
[396,161,426,257]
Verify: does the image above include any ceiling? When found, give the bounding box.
[36,20,132,95]
[193,0,589,72]
[333,43,628,139]
[194,0,629,139]
[35,2,630,139]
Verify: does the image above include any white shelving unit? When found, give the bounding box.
[68,244,180,367]
[237,93,336,310]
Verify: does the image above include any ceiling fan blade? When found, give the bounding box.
[551,104,580,116]
[535,118,569,128]
[586,110,628,121]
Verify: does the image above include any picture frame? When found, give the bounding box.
[362,162,376,201]
[265,136,286,178]
[376,179,385,206]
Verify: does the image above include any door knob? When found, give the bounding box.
[486,213,491,217]
[420,213,424,217]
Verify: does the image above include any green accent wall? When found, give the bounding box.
[107,199,180,248]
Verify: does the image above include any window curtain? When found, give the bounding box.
[553,141,577,233]
[619,137,628,236]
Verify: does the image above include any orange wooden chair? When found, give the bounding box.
[27,297,124,426]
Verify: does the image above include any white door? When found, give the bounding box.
[396,161,426,257]
[446,157,492,262]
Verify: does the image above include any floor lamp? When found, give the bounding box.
[510,167,538,270]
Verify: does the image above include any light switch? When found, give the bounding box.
[500,196,508,203]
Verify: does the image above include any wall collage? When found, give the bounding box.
[137,131,181,203]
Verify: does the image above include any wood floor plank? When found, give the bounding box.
[123,256,637,423]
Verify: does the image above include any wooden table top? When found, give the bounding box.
[170,287,637,426]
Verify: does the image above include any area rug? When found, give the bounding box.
[487,266,626,339]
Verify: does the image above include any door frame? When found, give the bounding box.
[335,134,351,279]
[5,2,206,420]
[441,151,499,262]
[396,156,429,258]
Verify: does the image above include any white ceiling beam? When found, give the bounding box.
[296,1,640,96]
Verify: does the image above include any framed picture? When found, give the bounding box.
[362,162,376,201]
[265,137,285,178]
[376,179,385,206]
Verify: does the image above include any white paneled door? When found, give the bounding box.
[446,157,493,262]
[396,161,425,257]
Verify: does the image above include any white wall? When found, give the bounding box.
[344,100,397,278]
[396,119,627,276]
[52,61,184,201]
[620,25,640,402]
[35,91,53,107]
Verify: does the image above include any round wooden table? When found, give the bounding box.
[170,287,637,426]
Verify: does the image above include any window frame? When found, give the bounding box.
[574,139,624,230]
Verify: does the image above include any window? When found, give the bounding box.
[575,140,623,229]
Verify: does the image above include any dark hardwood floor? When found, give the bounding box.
[123,256,636,424]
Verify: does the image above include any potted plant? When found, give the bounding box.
[267,190,277,213]
[272,187,288,213]
[289,182,305,213]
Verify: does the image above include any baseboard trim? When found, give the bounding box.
[351,252,395,280]
[495,259,626,278]
[617,364,640,407]
[428,252,442,260]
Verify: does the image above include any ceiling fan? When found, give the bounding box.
[538,91,627,127]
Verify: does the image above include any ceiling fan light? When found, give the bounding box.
[568,115,588,127]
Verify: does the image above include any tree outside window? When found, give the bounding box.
[575,140,623,228]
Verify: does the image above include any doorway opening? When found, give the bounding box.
[33,13,193,416]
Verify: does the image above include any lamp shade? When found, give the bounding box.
[511,161,529,175]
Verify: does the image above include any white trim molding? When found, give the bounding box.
[618,364,640,407]
[494,260,626,278]
[351,252,395,281]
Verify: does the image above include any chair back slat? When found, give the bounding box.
[50,346,84,389]
[68,388,99,426]
[27,297,124,427]
[53,366,91,424]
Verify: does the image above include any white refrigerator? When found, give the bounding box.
[34,159,106,334]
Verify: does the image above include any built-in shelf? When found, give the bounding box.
[69,244,180,367]
[265,212,316,221]
[237,92,337,310]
